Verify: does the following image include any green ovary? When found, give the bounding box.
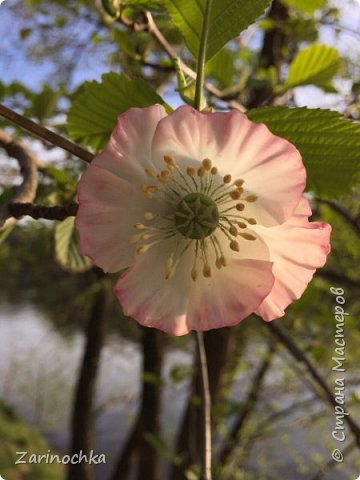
[174,193,219,240]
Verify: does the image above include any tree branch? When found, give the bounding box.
[0,104,94,163]
[265,321,360,447]
[0,129,39,228]
[7,202,78,221]
[218,340,276,466]
[317,198,360,236]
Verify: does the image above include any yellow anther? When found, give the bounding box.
[236,203,245,211]
[165,255,175,280]
[239,232,257,241]
[223,174,232,184]
[191,267,198,282]
[234,179,244,187]
[129,234,143,244]
[145,168,156,178]
[230,190,241,200]
[203,264,212,278]
[197,167,206,177]
[202,158,212,171]
[230,240,240,252]
[164,155,175,167]
[248,218,257,225]
[157,170,170,183]
[220,255,227,267]
[187,167,196,176]
[134,223,146,230]
[211,167,218,175]
[229,225,238,236]
[144,212,154,220]
[237,221,247,229]
[245,194,258,202]
[136,245,152,255]
[142,185,157,197]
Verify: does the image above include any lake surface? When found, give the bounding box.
[0,305,358,479]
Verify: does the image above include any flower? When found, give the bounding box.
[76,105,331,335]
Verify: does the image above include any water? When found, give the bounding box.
[0,305,358,479]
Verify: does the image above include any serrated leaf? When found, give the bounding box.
[205,48,234,87]
[286,44,342,90]
[31,85,60,122]
[55,217,93,273]
[246,106,360,198]
[164,0,271,62]
[67,73,170,151]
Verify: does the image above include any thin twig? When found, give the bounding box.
[195,331,212,480]
[0,104,94,163]
[7,202,78,221]
[0,129,39,228]
[143,12,246,111]
[265,321,360,447]
[219,340,276,465]
[317,198,360,236]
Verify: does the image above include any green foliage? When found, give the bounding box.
[286,44,342,91]
[280,0,326,14]
[55,217,93,273]
[31,85,60,122]
[247,106,360,198]
[164,0,271,61]
[67,73,169,150]
[205,48,235,87]
[0,399,63,479]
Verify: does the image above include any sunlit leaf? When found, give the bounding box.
[247,106,360,198]
[286,44,342,90]
[67,73,170,151]
[55,217,93,273]
[164,0,271,61]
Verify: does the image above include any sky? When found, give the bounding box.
[0,0,360,108]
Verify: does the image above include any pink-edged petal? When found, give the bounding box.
[152,105,306,226]
[114,235,274,336]
[93,104,167,184]
[76,165,153,273]
[253,197,331,321]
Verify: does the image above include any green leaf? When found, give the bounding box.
[125,0,164,10]
[246,106,360,198]
[286,44,342,90]
[67,73,170,151]
[205,48,234,87]
[55,217,93,273]
[280,0,326,14]
[31,85,60,122]
[164,0,271,62]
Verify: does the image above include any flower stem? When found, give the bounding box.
[194,0,213,110]
[195,331,212,480]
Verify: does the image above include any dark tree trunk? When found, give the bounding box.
[111,327,164,480]
[170,328,234,480]
[67,275,110,480]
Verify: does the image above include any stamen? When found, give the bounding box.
[239,232,257,241]
[234,179,244,187]
[164,155,175,168]
[187,167,195,176]
[247,218,257,225]
[230,240,240,252]
[203,264,212,278]
[236,203,245,211]
[202,158,212,171]
[145,168,156,178]
[245,194,258,202]
[144,212,154,220]
[223,174,232,184]
[211,166,218,175]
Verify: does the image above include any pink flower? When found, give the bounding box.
[76,105,331,335]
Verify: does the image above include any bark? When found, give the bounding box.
[67,275,110,480]
[110,327,164,480]
[170,329,234,480]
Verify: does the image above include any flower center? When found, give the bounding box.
[174,193,219,240]
[130,156,259,281]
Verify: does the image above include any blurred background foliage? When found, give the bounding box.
[0,0,360,479]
